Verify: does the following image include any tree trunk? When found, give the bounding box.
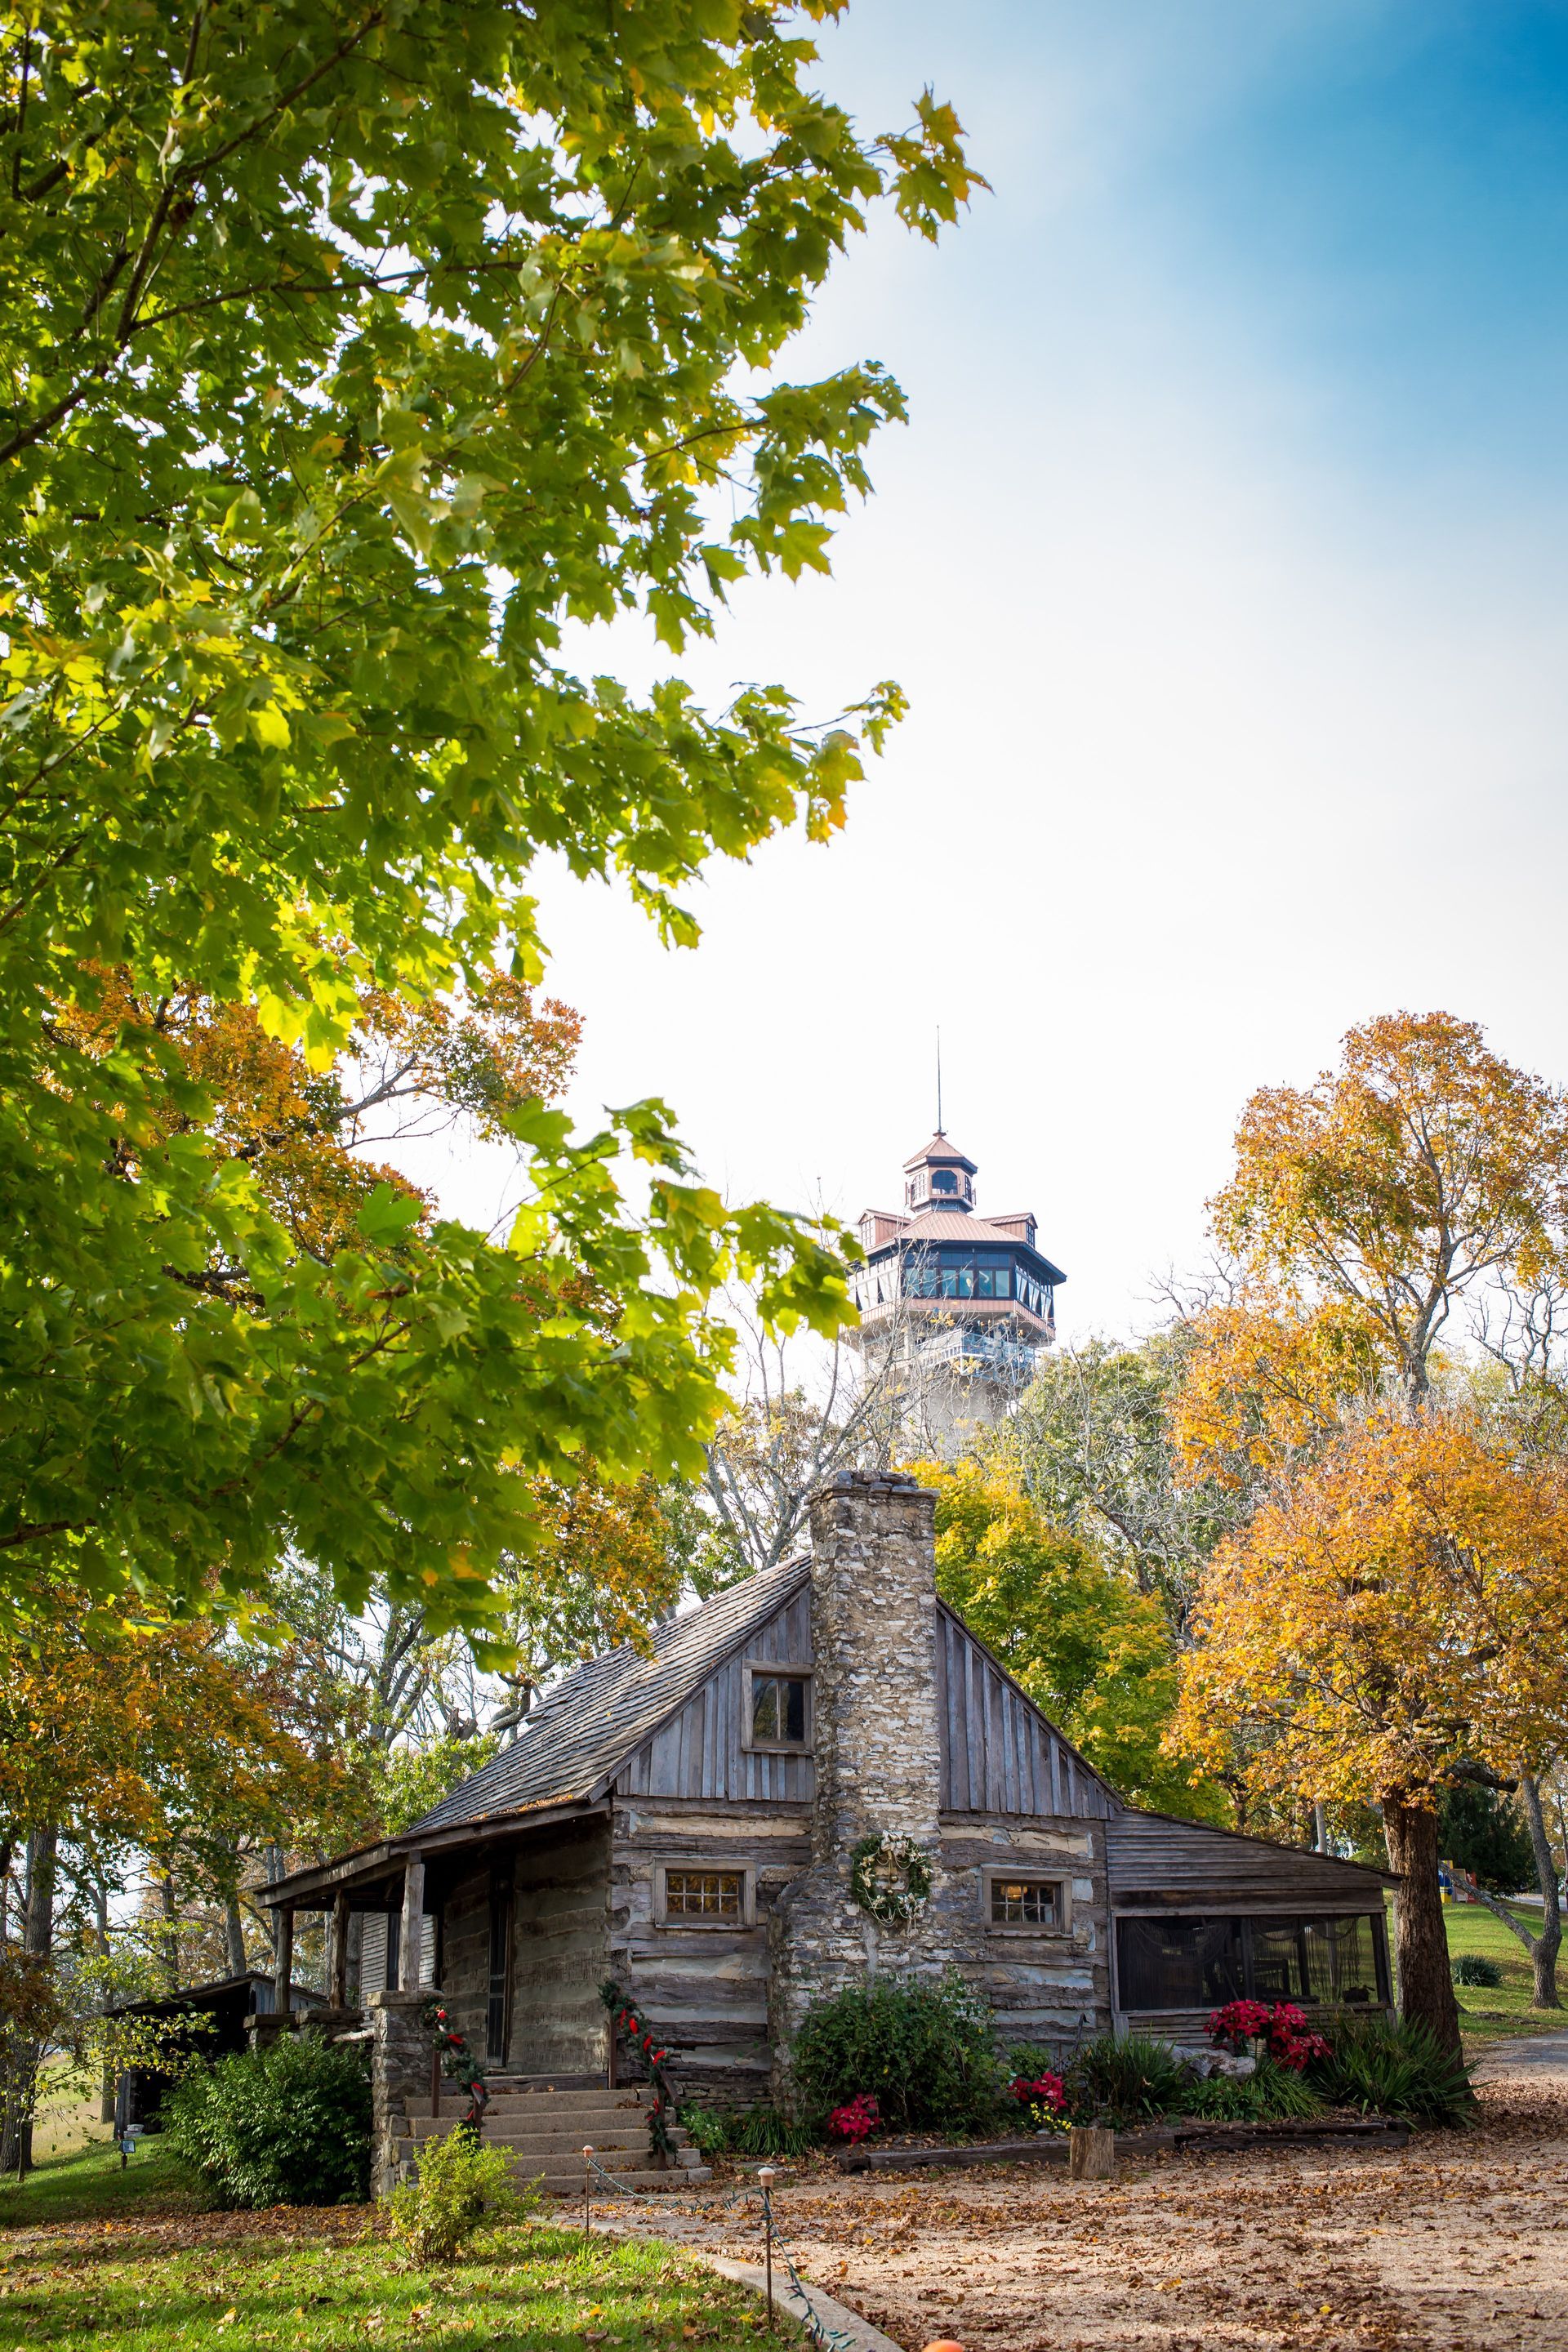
[1520,1771,1561,2009]
[1383,1798,1461,2053]
[11,1827,58,2179]
[225,1898,247,1980]
[157,1872,180,1988]
[96,1883,116,2125]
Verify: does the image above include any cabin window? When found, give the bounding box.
[743,1663,813,1752]
[1116,1913,1389,2011]
[654,1864,755,1927]
[983,1869,1069,1933]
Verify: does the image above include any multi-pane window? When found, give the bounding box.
[751,1671,808,1747]
[989,1877,1062,1927]
[663,1870,743,1920]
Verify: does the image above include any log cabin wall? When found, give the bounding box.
[606,1585,815,2100]
[609,1797,812,2105]
[509,1815,612,2077]
[432,1857,490,2058]
[935,1816,1111,2049]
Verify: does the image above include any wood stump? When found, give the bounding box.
[1068,2125,1115,2180]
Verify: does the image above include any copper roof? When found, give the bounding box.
[902,1131,977,1173]
[869,1208,1045,1246]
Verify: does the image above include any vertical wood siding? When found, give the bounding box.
[613,1589,815,1803]
[936,1605,1112,1819]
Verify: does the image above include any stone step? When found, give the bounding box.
[411,2120,666,2154]
[483,2074,607,2093]
[412,2142,710,2193]
[479,2091,654,2114]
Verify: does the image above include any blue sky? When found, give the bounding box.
[415,2,1568,1339]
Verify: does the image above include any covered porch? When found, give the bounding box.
[261,1799,614,2081]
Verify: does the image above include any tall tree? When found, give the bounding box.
[1171,1409,1568,2051]
[1210,1011,1568,1400]
[0,1,980,1630]
[999,1334,1240,1622]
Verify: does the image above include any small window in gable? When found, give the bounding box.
[743,1662,812,1752]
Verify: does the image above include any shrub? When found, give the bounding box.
[1062,2034,1195,2127]
[1179,2056,1325,2123]
[675,2102,732,2160]
[388,2130,540,2265]
[790,1971,1004,2134]
[163,2028,371,2208]
[726,2104,818,2158]
[1307,2016,1477,2127]
[1452,1952,1503,1989]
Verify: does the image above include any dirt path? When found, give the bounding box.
[599,2072,1568,2352]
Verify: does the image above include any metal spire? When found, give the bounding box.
[936,1026,943,1134]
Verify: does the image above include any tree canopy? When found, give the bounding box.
[1171,1406,1568,2046]
[0,0,980,1630]
[1209,1010,1568,1399]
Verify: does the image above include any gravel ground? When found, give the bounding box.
[595,2049,1568,2352]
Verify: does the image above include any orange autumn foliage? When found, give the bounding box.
[1170,1409,1568,1815]
[0,1594,344,1855]
[53,969,581,1273]
[1209,1010,1568,1399]
[1172,1294,1383,1494]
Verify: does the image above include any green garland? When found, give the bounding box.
[598,1979,677,2163]
[849,1833,933,1925]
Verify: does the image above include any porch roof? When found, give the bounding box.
[262,1555,810,1907]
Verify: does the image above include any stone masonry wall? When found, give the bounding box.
[768,1471,951,2078]
[368,1990,430,2197]
[768,1470,1113,2099]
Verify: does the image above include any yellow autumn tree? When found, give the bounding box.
[1208,1009,1568,1402]
[1171,1408,1568,2050]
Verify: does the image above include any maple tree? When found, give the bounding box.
[1171,1408,1568,2050]
[0,0,981,1630]
[1209,1010,1568,1401]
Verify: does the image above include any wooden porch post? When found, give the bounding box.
[399,1854,425,1993]
[327,1888,350,2009]
[274,1905,294,2016]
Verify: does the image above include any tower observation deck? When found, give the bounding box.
[847,1131,1065,1435]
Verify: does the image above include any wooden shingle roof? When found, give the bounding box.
[407,1554,811,1835]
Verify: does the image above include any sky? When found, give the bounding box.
[414,0,1568,1342]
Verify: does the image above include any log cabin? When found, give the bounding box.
[262,1471,1392,2138]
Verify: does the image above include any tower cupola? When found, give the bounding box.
[903,1132,977,1214]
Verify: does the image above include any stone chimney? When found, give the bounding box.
[768,1469,951,2078]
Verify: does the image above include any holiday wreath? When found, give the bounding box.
[849,1832,933,1924]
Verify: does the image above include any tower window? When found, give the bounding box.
[931,1169,958,1193]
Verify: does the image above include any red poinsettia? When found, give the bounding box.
[1209,1998,1332,2072]
[827,2094,880,2144]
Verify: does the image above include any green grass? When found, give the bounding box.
[1441,1900,1567,2046]
[0,2140,199,2231]
[0,2144,792,2352]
